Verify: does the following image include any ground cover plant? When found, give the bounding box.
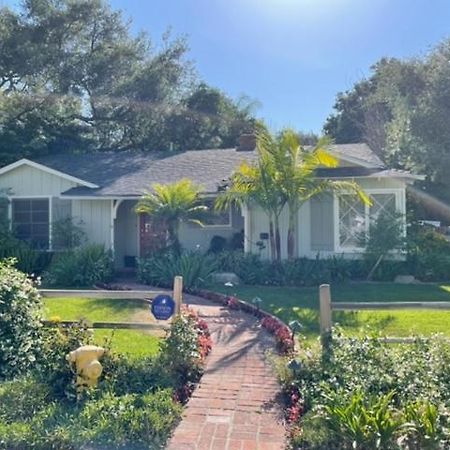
[280,332,450,449]
[210,282,450,341]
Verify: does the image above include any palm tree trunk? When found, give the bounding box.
[287,208,296,260]
[274,215,281,261]
[169,222,181,255]
[269,220,276,262]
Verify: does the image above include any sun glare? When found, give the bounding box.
[244,0,354,22]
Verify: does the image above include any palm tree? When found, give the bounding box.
[272,129,371,259]
[136,179,207,254]
[216,129,286,261]
[219,128,370,261]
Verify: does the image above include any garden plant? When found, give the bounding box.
[0,262,212,450]
[280,330,450,449]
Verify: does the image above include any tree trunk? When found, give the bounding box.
[367,254,384,281]
[269,220,276,262]
[169,222,182,255]
[287,208,296,260]
[274,215,281,261]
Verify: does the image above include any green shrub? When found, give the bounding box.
[44,244,114,287]
[38,321,94,399]
[208,235,227,253]
[159,313,203,386]
[0,377,52,422]
[282,332,450,449]
[52,217,87,250]
[74,390,182,449]
[214,251,374,285]
[361,212,405,280]
[0,260,43,379]
[140,250,410,288]
[0,383,181,450]
[403,400,441,449]
[405,228,450,281]
[323,390,403,449]
[0,226,41,274]
[100,352,174,396]
[0,307,206,449]
[138,251,218,290]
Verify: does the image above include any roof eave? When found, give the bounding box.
[0,159,99,189]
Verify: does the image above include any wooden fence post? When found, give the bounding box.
[173,276,183,315]
[319,284,332,359]
[319,284,332,334]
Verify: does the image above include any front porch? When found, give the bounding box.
[112,200,245,269]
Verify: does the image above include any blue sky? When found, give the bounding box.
[4,0,450,132]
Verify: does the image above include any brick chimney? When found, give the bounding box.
[237,133,256,151]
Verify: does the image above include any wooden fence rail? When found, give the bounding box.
[319,283,450,346]
[39,289,166,300]
[39,277,183,332]
[42,320,170,331]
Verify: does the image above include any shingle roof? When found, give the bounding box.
[35,149,259,197]
[316,167,424,180]
[327,143,384,168]
[30,143,395,197]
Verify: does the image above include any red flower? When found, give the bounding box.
[226,296,240,310]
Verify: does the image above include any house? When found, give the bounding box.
[0,137,422,267]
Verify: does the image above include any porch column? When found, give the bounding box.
[110,199,124,254]
[110,199,115,254]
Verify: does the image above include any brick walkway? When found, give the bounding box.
[166,295,287,450]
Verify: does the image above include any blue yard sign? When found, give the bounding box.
[151,294,175,320]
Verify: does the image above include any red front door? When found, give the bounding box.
[139,214,167,256]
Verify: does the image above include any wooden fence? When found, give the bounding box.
[319,283,450,345]
[39,276,183,331]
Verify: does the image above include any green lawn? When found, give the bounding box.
[211,282,450,339]
[44,298,161,358]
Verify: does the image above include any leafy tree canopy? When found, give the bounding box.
[0,0,257,164]
[324,41,450,203]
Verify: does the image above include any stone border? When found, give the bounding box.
[193,288,296,354]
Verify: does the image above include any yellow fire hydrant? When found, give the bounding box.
[66,345,105,393]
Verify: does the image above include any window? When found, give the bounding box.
[338,192,398,250]
[202,199,231,226]
[12,198,50,249]
[0,196,8,226]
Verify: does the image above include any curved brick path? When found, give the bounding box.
[166,294,287,450]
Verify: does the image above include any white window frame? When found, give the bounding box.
[8,195,53,251]
[333,188,405,253]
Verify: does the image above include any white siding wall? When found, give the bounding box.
[72,199,112,250]
[246,177,408,260]
[247,202,310,260]
[0,165,77,195]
